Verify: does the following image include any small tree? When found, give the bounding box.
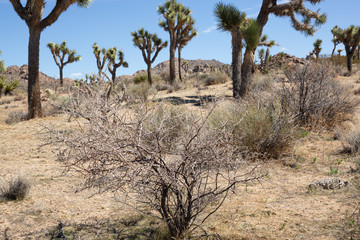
[181,59,190,73]
[47,41,81,86]
[177,19,197,81]
[158,0,195,85]
[9,0,92,119]
[131,28,168,85]
[332,25,360,74]
[258,35,277,74]
[331,31,341,57]
[92,42,108,80]
[214,2,246,98]
[105,47,128,99]
[313,39,322,60]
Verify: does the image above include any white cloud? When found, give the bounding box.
[280,48,287,51]
[203,25,217,34]
[70,72,83,78]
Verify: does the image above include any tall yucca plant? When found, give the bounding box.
[0,50,5,74]
[9,0,92,119]
[332,25,360,74]
[313,39,322,60]
[47,41,81,86]
[214,2,246,98]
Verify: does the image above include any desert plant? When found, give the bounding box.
[47,90,263,239]
[4,79,20,95]
[240,0,326,98]
[0,76,5,97]
[339,127,360,156]
[0,176,31,201]
[214,2,246,98]
[331,36,341,57]
[208,99,296,159]
[131,28,168,85]
[332,25,360,74]
[47,41,81,86]
[279,60,357,128]
[158,0,196,85]
[5,110,29,124]
[9,0,92,119]
[313,39,322,60]
[181,59,190,73]
[198,72,230,86]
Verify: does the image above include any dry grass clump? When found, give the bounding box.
[0,176,31,201]
[279,60,357,128]
[208,99,296,159]
[196,72,230,86]
[5,110,28,124]
[249,73,274,93]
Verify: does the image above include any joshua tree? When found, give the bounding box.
[214,2,246,98]
[331,32,341,57]
[47,41,81,86]
[92,43,108,79]
[181,59,189,73]
[258,49,265,71]
[131,28,168,85]
[313,39,322,60]
[9,0,92,119]
[105,47,128,100]
[332,25,360,74]
[177,20,197,81]
[357,44,360,60]
[258,35,277,73]
[158,0,196,85]
[239,0,326,97]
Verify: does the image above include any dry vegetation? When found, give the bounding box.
[0,61,360,239]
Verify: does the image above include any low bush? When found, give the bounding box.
[279,60,357,128]
[133,74,148,84]
[0,176,31,201]
[197,72,229,86]
[339,127,360,156]
[208,99,296,159]
[5,110,28,124]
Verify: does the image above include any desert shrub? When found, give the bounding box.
[197,72,229,86]
[249,73,274,93]
[5,110,28,124]
[0,176,31,201]
[4,79,20,95]
[279,60,357,128]
[208,99,296,159]
[133,74,148,84]
[339,127,360,156]
[127,82,155,104]
[160,71,170,83]
[47,91,263,239]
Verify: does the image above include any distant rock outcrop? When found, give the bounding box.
[4,65,73,92]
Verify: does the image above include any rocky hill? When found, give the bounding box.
[4,65,73,92]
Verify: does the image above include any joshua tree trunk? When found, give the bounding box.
[178,47,182,81]
[331,45,337,57]
[59,66,64,86]
[357,46,360,60]
[28,27,43,118]
[264,47,270,72]
[169,32,176,85]
[239,50,254,97]
[147,63,152,85]
[346,48,353,74]
[231,29,242,99]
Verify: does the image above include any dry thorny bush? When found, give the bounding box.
[279,60,358,129]
[45,85,265,239]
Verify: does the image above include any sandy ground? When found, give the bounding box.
[0,73,359,239]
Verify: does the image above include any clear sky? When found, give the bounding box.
[0,0,359,79]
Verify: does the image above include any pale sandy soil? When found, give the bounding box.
[0,73,359,239]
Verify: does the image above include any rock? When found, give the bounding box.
[308,178,348,190]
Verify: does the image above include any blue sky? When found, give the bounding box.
[0,0,359,79]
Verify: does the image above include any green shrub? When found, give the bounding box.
[133,74,148,84]
[127,82,155,104]
[4,79,20,95]
[0,176,31,201]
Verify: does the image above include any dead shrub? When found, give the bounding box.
[5,110,28,124]
[208,99,296,159]
[46,90,263,239]
[279,60,357,128]
[0,176,31,201]
[127,82,156,104]
[339,127,360,156]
